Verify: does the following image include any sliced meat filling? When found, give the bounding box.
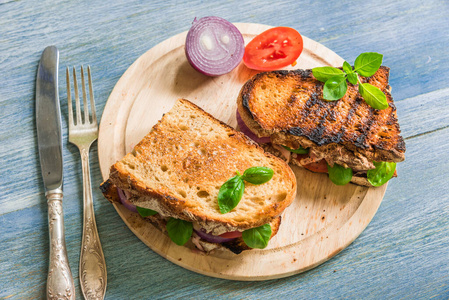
[273,143,375,172]
[307,145,375,171]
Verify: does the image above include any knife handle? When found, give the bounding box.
[46,189,76,300]
[79,147,107,300]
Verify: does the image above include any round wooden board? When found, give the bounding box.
[98,23,387,281]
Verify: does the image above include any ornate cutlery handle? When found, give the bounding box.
[46,190,76,300]
[79,147,107,300]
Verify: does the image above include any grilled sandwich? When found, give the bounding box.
[237,66,405,186]
[100,99,296,254]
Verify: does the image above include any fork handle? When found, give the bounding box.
[79,147,107,300]
[46,189,76,300]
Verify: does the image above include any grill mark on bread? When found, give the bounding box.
[354,99,374,149]
[238,66,405,162]
[345,97,364,148]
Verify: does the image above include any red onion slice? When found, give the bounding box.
[236,109,271,144]
[193,228,237,243]
[117,188,138,213]
[185,16,244,76]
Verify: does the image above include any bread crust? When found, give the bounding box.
[103,99,297,235]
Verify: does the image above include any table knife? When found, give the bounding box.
[36,46,76,300]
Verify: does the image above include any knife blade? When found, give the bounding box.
[36,46,75,300]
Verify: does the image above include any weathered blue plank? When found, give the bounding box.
[395,88,449,139]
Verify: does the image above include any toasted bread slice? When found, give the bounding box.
[101,99,296,246]
[237,67,405,164]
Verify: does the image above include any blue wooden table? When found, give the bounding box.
[1,0,448,298]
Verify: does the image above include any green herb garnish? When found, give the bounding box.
[312,66,345,82]
[323,74,347,100]
[241,166,274,185]
[327,163,353,186]
[367,161,396,187]
[312,52,388,110]
[242,224,272,249]
[218,167,274,214]
[282,145,309,154]
[218,174,245,214]
[359,83,389,110]
[166,218,193,246]
[136,206,158,217]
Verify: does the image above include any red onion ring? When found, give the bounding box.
[236,109,271,144]
[193,228,237,243]
[117,188,138,213]
[185,16,244,76]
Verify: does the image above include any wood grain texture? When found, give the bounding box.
[1,0,448,298]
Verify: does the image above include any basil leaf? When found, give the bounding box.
[241,167,274,185]
[367,161,396,187]
[282,145,309,154]
[166,218,193,246]
[242,224,272,249]
[342,61,353,74]
[327,163,353,186]
[359,83,389,110]
[354,52,383,77]
[347,72,358,85]
[136,206,158,217]
[312,66,345,82]
[323,75,348,100]
[218,175,245,214]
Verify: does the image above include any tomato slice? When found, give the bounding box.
[219,231,242,239]
[295,153,328,173]
[302,159,328,173]
[243,27,303,71]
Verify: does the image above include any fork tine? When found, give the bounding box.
[66,67,73,127]
[72,67,82,125]
[81,66,89,124]
[87,66,97,124]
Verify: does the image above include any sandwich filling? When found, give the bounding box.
[114,186,278,254]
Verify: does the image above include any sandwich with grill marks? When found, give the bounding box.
[100,99,296,254]
[236,66,405,187]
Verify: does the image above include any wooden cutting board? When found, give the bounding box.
[98,23,387,281]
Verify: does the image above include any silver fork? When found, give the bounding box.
[67,66,107,300]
